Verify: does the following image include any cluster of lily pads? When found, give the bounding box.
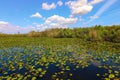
[0,46,120,80]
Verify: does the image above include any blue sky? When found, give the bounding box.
[0,0,120,34]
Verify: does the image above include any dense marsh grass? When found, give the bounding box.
[0,37,120,53]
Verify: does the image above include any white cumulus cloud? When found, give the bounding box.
[65,0,103,16]
[42,2,56,10]
[65,0,92,15]
[30,12,42,18]
[36,15,78,30]
[45,15,77,28]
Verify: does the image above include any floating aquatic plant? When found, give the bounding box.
[0,46,119,80]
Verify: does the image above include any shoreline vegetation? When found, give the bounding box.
[0,25,120,43]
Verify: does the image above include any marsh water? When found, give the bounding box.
[0,47,120,80]
[0,63,108,80]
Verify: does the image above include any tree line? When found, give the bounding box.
[0,25,120,42]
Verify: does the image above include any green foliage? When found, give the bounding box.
[58,28,73,38]
[0,25,120,42]
[26,25,120,42]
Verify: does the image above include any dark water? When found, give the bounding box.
[43,64,108,80]
[0,63,108,80]
[0,48,120,80]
